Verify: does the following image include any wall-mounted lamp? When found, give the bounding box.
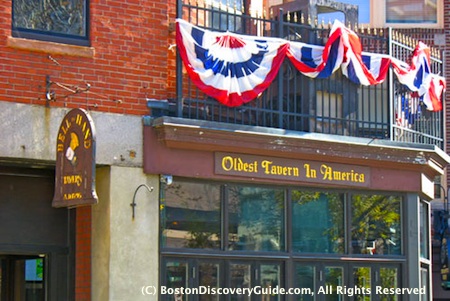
[160,174,173,185]
[130,184,154,220]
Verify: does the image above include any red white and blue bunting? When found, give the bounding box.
[176,19,445,111]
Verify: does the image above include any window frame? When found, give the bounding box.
[11,0,90,46]
[370,0,443,29]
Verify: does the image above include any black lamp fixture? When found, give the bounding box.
[130,184,154,220]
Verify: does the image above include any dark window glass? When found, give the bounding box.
[260,263,282,301]
[163,260,188,301]
[229,263,251,301]
[12,0,88,45]
[0,256,46,300]
[294,264,315,301]
[199,262,220,301]
[351,194,402,255]
[161,182,221,249]
[292,191,344,253]
[324,266,344,300]
[228,186,285,252]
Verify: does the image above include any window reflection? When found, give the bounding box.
[162,182,221,249]
[228,186,285,252]
[292,191,344,253]
[353,267,371,301]
[380,267,399,301]
[294,265,315,301]
[199,262,220,301]
[163,260,188,301]
[161,180,404,257]
[209,0,244,32]
[12,0,87,36]
[351,194,402,255]
[324,267,343,301]
[260,264,282,301]
[230,263,251,301]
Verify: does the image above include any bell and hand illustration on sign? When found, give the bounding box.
[52,108,98,208]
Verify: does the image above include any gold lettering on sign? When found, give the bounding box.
[320,164,365,183]
[53,108,98,208]
[261,160,299,177]
[221,156,258,173]
[215,153,369,187]
[303,163,317,178]
[63,192,83,200]
[63,175,83,187]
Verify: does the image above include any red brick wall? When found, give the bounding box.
[0,1,172,115]
[0,2,174,301]
[76,206,92,301]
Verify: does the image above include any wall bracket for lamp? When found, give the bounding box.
[130,184,154,220]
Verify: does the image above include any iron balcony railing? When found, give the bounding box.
[150,0,444,150]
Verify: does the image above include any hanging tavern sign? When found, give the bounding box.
[52,108,98,208]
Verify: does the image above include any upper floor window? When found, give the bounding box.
[371,0,442,28]
[12,0,89,46]
[209,0,244,32]
[315,0,441,28]
[386,0,437,24]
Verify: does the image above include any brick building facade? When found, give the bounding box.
[1,1,450,301]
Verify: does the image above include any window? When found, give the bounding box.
[386,0,437,24]
[161,181,221,249]
[420,201,430,259]
[420,265,430,301]
[227,186,285,252]
[419,201,431,301]
[0,255,46,301]
[161,180,404,256]
[208,0,244,32]
[12,0,89,46]
[161,258,283,301]
[161,182,285,252]
[351,194,402,256]
[291,191,345,253]
[371,0,443,28]
[299,0,442,38]
[161,179,409,299]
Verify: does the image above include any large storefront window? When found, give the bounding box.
[161,180,404,255]
[161,182,221,249]
[161,179,407,300]
[291,191,344,253]
[228,186,285,252]
[351,194,402,256]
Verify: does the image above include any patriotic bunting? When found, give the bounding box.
[391,42,445,111]
[176,19,445,110]
[176,19,288,107]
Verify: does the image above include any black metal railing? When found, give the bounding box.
[154,0,444,149]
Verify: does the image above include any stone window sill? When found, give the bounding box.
[7,37,94,58]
